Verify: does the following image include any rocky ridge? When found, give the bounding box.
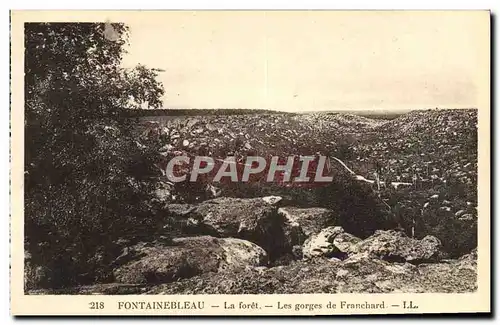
[27,195,477,295]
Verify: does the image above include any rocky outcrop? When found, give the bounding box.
[27,248,477,295]
[354,230,444,263]
[113,236,268,284]
[164,198,387,263]
[145,248,477,294]
[169,197,302,260]
[161,198,451,265]
[301,227,445,264]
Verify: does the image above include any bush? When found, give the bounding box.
[24,23,166,289]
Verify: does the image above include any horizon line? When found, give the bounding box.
[129,106,477,113]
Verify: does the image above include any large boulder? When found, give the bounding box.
[217,238,269,271]
[191,197,294,259]
[113,236,268,284]
[354,230,444,263]
[194,197,277,237]
[278,207,336,238]
[302,226,361,259]
[262,196,283,205]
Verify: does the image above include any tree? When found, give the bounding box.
[24,22,165,289]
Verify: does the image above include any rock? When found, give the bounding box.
[113,236,268,284]
[334,230,363,254]
[206,123,217,132]
[217,238,269,271]
[161,126,170,135]
[196,197,275,237]
[455,209,466,217]
[354,230,444,263]
[278,207,336,237]
[459,214,474,221]
[161,197,310,260]
[154,186,172,202]
[135,140,147,149]
[186,118,199,128]
[291,245,303,259]
[302,226,361,259]
[146,252,476,294]
[205,184,222,199]
[193,197,290,259]
[262,196,283,205]
[159,143,174,152]
[182,139,189,147]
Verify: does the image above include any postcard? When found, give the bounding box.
[10,10,491,316]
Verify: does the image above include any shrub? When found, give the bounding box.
[24,22,165,288]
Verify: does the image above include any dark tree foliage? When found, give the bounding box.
[24,23,165,289]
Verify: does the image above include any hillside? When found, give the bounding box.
[26,108,478,294]
[135,111,389,158]
[136,108,477,191]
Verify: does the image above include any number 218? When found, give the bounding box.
[89,302,104,309]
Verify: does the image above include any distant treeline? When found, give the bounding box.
[125,108,294,117]
[323,111,406,120]
[124,108,409,120]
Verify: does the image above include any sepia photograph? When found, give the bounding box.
[10,10,490,315]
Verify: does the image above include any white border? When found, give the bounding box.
[3,0,498,324]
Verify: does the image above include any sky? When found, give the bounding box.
[120,11,489,112]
